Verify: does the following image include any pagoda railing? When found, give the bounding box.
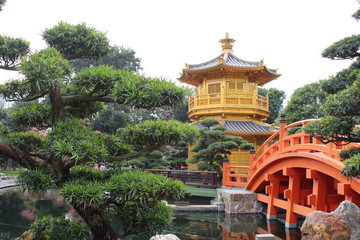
[188,92,268,114]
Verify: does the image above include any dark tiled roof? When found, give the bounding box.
[226,54,259,67]
[189,55,221,69]
[188,53,260,70]
[224,121,272,133]
[195,120,275,134]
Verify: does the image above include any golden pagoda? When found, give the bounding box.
[178,33,281,173]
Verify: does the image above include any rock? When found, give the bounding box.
[332,200,360,240]
[216,189,263,214]
[150,234,180,240]
[14,230,35,240]
[301,211,351,240]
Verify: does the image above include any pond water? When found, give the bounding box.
[0,188,301,240]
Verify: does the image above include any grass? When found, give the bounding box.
[185,186,217,198]
[0,169,25,176]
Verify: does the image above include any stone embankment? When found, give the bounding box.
[169,188,262,213]
[0,173,18,190]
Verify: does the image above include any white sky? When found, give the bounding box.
[0,0,359,104]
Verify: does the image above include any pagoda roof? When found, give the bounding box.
[188,52,263,70]
[178,33,281,87]
[196,120,277,135]
[224,120,275,135]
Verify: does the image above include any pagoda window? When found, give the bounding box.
[208,83,220,95]
[227,81,244,92]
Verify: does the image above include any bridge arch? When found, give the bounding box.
[247,152,358,192]
[222,119,360,228]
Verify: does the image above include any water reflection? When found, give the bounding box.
[0,188,69,240]
[169,213,301,240]
[0,189,301,240]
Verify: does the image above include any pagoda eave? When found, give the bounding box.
[224,131,274,137]
[178,65,280,87]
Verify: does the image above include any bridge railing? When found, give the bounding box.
[222,119,357,188]
[249,119,352,177]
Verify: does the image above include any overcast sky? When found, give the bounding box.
[0,0,359,103]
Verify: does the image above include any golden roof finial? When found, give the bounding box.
[219,33,235,53]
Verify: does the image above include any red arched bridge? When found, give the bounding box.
[223,119,360,228]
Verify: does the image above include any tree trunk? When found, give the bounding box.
[73,204,118,240]
[49,85,64,125]
[4,158,15,170]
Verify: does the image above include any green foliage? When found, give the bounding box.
[321,80,360,117]
[304,5,360,178]
[20,47,71,84]
[339,147,360,179]
[0,48,71,102]
[116,201,173,236]
[0,0,6,11]
[107,170,185,204]
[126,150,169,169]
[5,131,45,153]
[65,101,105,119]
[284,82,326,123]
[166,141,188,169]
[71,45,142,72]
[47,118,108,163]
[69,165,106,181]
[61,179,107,207]
[342,153,360,179]
[259,87,286,124]
[188,118,251,172]
[0,168,25,176]
[0,21,196,239]
[353,8,360,20]
[42,21,110,60]
[322,34,360,60]
[10,103,51,127]
[101,133,132,157]
[339,147,360,160]
[200,118,219,128]
[113,72,186,109]
[92,106,131,134]
[65,166,186,204]
[0,123,11,136]
[72,65,119,96]
[173,98,190,122]
[17,169,54,192]
[59,169,185,236]
[197,161,209,171]
[321,65,359,94]
[31,216,91,240]
[120,120,198,148]
[0,35,30,68]
[304,116,355,143]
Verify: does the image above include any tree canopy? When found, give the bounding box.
[0,22,199,240]
[71,45,142,73]
[304,6,360,179]
[258,87,286,124]
[284,82,327,123]
[187,118,252,173]
[0,0,6,12]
